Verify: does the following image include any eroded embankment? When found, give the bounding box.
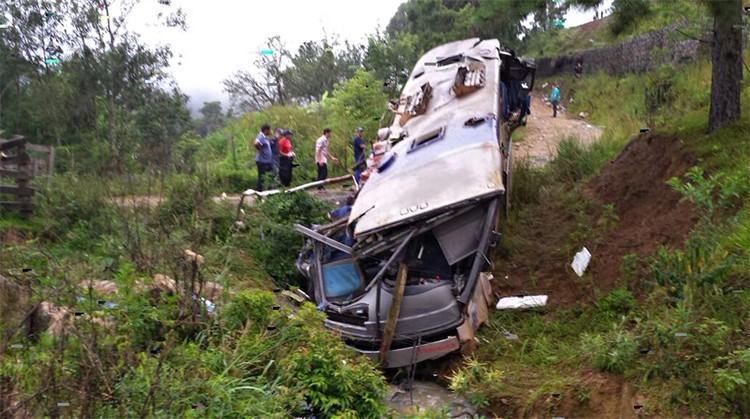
[496,133,698,307]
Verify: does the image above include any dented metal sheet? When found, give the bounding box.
[349,39,504,237]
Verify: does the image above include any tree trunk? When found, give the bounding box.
[708,0,743,132]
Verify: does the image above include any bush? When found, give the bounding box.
[212,165,257,193]
[222,289,276,331]
[597,288,637,316]
[714,349,750,415]
[585,329,638,373]
[549,138,599,184]
[36,174,117,244]
[279,305,387,418]
[258,192,331,225]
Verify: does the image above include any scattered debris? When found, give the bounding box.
[571,247,592,277]
[183,249,205,266]
[496,295,548,310]
[281,290,307,305]
[78,279,118,296]
[151,274,177,293]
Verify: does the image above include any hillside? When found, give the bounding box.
[522,0,707,58]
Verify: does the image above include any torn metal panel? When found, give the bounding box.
[294,224,353,255]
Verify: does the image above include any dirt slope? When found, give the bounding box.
[586,133,698,288]
[514,95,603,166]
[497,133,697,307]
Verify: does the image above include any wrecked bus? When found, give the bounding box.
[295,38,535,368]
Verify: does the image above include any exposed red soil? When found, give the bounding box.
[586,134,698,290]
[495,133,698,307]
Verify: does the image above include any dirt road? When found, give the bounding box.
[513,94,603,166]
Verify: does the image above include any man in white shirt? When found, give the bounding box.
[315,128,338,182]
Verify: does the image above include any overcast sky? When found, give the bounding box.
[129,0,611,113]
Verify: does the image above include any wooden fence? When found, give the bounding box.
[0,136,54,217]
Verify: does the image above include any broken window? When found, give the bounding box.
[398,82,432,126]
[452,62,486,97]
[322,259,365,300]
[409,127,444,153]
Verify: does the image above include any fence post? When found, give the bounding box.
[15,140,33,217]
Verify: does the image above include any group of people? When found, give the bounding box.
[253,124,369,191]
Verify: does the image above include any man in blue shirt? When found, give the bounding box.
[254,124,273,191]
[352,127,366,184]
[550,82,561,118]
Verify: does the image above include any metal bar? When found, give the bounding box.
[294,224,353,255]
[242,174,355,198]
[458,198,499,304]
[372,228,416,344]
[365,228,417,292]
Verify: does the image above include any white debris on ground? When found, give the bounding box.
[571,246,592,277]
[496,295,549,310]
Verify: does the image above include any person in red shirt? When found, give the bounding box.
[278,129,295,187]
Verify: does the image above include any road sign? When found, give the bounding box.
[260,49,275,56]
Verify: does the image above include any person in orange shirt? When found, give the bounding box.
[278,129,296,187]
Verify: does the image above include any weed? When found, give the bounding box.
[584,328,638,374]
[597,288,637,316]
[222,289,275,331]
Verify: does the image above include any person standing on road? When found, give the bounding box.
[550,82,561,118]
[352,127,367,184]
[253,123,274,191]
[278,129,296,187]
[315,128,338,183]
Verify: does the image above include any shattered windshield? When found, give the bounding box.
[322,260,365,299]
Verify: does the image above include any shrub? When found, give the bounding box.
[584,329,638,374]
[714,349,750,415]
[549,138,598,184]
[279,305,387,418]
[258,192,331,225]
[597,288,637,316]
[35,174,117,244]
[222,289,276,331]
[611,0,651,35]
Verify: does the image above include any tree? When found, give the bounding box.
[196,101,225,136]
[364,31,421,93]
[706,0,743,132]
[223,36,289,112]
[283,38,364,104]
[0,0,191,171]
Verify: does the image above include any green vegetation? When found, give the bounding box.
[1,178,386,416]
